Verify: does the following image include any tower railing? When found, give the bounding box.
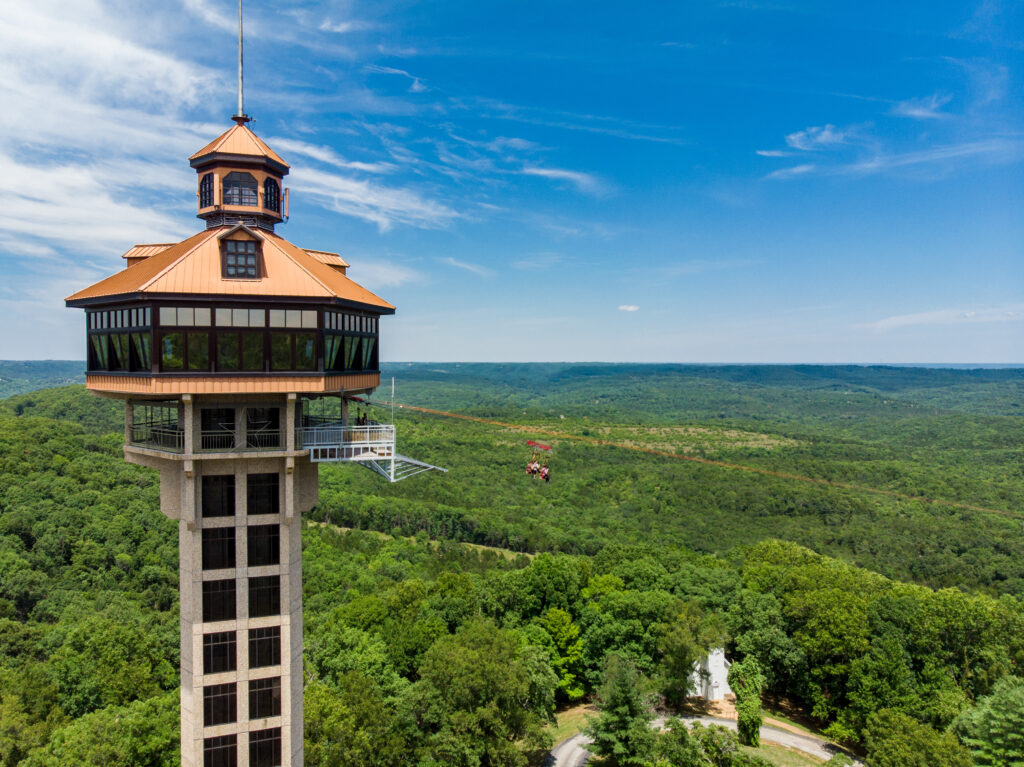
[296,421,395,461]
[129,421,185,452]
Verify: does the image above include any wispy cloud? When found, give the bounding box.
[268,137,398,174]
[348,259,422,288]
[520,166,608,196]
[765,163,816,180]
[618,305,640,312]
[756,149,792,157]
[319,18,375,34]
[365,64,428,93]
[891,93,953,120]
[785,124,849,151]
[863,305,1024,331]
[440,257,491,276]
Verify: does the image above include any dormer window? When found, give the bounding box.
[223,172,258,206]
[222,239,261,279]
[199,173,214,208]
[264,178,280,213]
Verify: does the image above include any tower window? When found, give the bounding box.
[202,580,236,623]
[204,734,237,767]
[250,727,282,767]
[203,682,237,727]
[248,525,280,567]
[249,626,281,668]
[264,178,280,213]
[222,172,257,206]
[199,173,214,208]
[247,473,280,515]
[248,575,280,618]
[222,239,261,279]
[203,631,237,674]
[202,527,236,570]
[249,677,281,719]
[202,475,236,517]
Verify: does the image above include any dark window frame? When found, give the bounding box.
[249,626,281,668]
[202,579,237,623]
[202,475,236,518]
[263,178,280,213]
[249,677,282,720]
[247,525,280,567]
[200,173,214,208]
[222,172,258,207]
[203,682,237,727]
[204,734,237,767]
[221,239,262,280]
[249,727,282,767]
[247,473,280,515]
[202,527,236,571]
[248,575,281,619]
[203,631,237,674]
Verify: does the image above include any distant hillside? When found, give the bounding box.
[0,360,84,397]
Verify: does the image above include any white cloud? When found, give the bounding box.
[765,163,816,180]
[440,257,491,277]
[290,166,459,231]
[845,139,1022,175]
[520,166,608,196]
[618,305,639,312]
[863,305,1024,331]
[756,149,791,157]
[891,93,953,120]
[319,18,374,34]
[348,259,422,288]
[268,137,398,174]
[785,124,848,151]
[364,64,428,93]
[180,0,235,32]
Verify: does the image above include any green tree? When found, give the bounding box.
[954,675,1024,766]
[538,607,586,702]
[305,676,406,767]
[863,709,972,767]
[585,653,656,767]
[727,656,765,747]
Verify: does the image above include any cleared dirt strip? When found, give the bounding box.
[384,401,1023,522]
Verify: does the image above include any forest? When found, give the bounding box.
[0,362,1022,766]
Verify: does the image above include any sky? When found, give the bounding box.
[1,0,1022,363]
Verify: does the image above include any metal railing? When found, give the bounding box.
[297,421,395,460]
[200,430,236,451]
[129,422,184,452]
[246,429,282,450]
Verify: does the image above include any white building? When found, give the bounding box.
[691,648,734,701]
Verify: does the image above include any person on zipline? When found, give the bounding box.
[540,464,550,483]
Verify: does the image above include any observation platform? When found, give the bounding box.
[127,411,445,482]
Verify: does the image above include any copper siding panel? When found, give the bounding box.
[87,373,380,396]
[265,233,395,310]
[189,125,289,168]
[67,230,217,301]
[122,243,176,261]
[303,249,350,267]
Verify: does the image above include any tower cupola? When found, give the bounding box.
[190,123,290,231]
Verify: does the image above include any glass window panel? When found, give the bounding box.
[203,734,237,767]
[160,307,176,326]
[177,307,194,326]
[362,337,376,370]
[247,473,280,515]
[203,632,236,674]
[232,308,249,327]
[110,334,130,370]
[202,475,235,518]
[202,527,236,570]
[203,683,237,727]
[249,309,265,327]
[285,310,301,328]
[301,310,317,328]
[344,336,359,369]
[295,332,316,370]
[249,728,282,767]
[217,333,240,371]
[268,310,285,328]
[131,332,152,371]
[89,334,109,371]
[216,308,232,326]
[248,575,280,618]
[249,677,281,719]
[241,334,264,371]
[249,627,281,669]
[188,333,210,371]
[161,333,183,370]
[195,307,211,326]
[202,580,236,623]
[270,333,291,371]
[247,525,280,567]
[325,335,342,371]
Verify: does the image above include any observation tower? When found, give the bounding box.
[65,107,440,765]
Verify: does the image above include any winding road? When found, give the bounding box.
[545,715,860,766]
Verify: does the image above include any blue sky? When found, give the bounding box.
[1,0,1021,362]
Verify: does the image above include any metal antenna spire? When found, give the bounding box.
[233,0,250,124]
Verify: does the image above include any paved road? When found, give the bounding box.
[546,715,860,767]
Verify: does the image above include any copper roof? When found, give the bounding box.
[121,243,176,261]
[189,124,289,169]
[66,226,394,312]
[304,249,350,268]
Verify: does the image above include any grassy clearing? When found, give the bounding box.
[545,704,597,744]
[743,743,825,766]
